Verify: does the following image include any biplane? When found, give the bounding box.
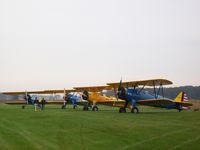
[73,86,125,111]
[107,79,193,113]
[3,89,87,109]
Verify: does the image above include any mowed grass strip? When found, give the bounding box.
[0,104,199,150]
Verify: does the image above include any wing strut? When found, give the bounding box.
[25,90,28,104]
[153,81,157,99]
[137,83,146,95]
[153,83,164,99]
[161,84,164,99]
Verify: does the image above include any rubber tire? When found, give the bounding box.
[92,106,98,111]
[119,107,126,113]
[131,107,139,113]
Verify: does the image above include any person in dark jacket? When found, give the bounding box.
[34,97,41,111]
[41,98,46,110]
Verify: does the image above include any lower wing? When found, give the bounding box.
[137,99,175,107]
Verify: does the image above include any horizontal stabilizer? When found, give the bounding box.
[174,92,193,107]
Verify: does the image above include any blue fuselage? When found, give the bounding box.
[67,93,82,104]
[124,88,177,109]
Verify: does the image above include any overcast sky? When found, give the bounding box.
[0,0,200,91]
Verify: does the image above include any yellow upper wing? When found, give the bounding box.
[74,86,112,92]
[107,79,173,88]
[3,89,75,95]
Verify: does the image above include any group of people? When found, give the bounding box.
[34,97,46,111]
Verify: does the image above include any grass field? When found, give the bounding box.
[0,104,200,150]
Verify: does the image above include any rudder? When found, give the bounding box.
[174,92,184,102]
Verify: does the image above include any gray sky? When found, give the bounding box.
[0,0,200,91]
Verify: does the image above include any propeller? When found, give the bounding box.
[25,90,28,104]
[63,88,67,106]
[115,79,122,101]
[27,94,32,104]
[82,91,89,100]
[117,79,126,100]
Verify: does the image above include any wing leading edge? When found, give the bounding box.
[107,79,173,88]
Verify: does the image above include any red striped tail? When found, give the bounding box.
[183,93,189,102]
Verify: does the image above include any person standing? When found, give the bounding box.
[41,98,46,110]
[34,97,39,111]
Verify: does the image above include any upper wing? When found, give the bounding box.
[74,86,112,92]
[3,89,75,95]
[40,89,75,94]
[107,79,173,88]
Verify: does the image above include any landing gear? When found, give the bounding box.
[92,106,98,111]
[131,107,139,113]
[119,107,126,113]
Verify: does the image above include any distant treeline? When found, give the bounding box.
[146,86,200,100]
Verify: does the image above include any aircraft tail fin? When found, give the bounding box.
[174,91,189,102]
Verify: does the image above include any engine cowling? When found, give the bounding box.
[82,91,89,100]
[117,87,126,100]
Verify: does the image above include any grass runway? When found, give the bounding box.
[0,104,200,150]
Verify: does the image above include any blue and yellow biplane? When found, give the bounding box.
[107,79,193,113]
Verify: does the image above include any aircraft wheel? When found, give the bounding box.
[131,107,139,113]
[22,105,25,109]
[92,106,98,111]
[119,107,126,113]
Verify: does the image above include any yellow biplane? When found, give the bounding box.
[73,85,125,111]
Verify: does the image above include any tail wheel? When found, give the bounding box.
[131,107,139,113]
[119,107,126,113]
[22,105,25,109]
[92,106,98,111]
